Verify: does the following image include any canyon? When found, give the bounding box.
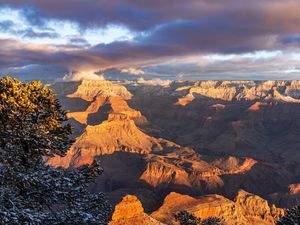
[48,80,300,224]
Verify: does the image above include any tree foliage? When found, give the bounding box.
[0,76,112,224]
[174,210,202,225]
[277,205,300,225]
[174,210,223,225]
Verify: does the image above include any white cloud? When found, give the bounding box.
[284,67,300,74]
[137,77,171,86]
[120,67,145,75]
[63,71,105,81]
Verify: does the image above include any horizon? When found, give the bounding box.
[0,1,299,81]
[17,78,300,85]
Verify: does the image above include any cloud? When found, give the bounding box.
[1,1,300,79]
[21,28,59,39]
[62,71,105,81]
[0,64,67,81]
[137,77,171,86]
[0,37,300,81]
[1,0,300,33]
[0,20,15,31]
[120,67,144,75]
[281,34,300,45]
[0,19,59,39]
[68,36,90,46]
[0,0,204,30]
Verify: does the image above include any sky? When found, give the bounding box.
[0,1,300,81]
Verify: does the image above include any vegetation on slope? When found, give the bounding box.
[0,76,111,224]
[174,210,223,225]
[277,205,300,225]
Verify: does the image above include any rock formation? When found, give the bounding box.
[170,80,300,103]
[49,79,300,221]
[48,114,161,167]
[288,183,300,195]
[132,81,300,163]
[64,80,147,126]
[268,183,300,208]
[234,190,284,225]
[109,195,164,225]
[67,80,133,101]
[151,190,284,225]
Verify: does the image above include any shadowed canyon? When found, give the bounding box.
[48,80,300,225]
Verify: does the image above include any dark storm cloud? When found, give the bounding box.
[0,0,204,30]
[0,39,52,67]
[2,0,300,53]
[2,0,300,32]
[1,37,299,80]
[0,38,108,72]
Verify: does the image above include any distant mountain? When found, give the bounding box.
[170,80,300,102]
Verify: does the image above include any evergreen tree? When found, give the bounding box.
[277,205,300,225]
[0,76,111,224]
[174,210,202,225]
[174,210,223,225]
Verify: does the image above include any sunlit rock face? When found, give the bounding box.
[67,80,133,101]
[288,183,300,195]
[152,192,247,225]
[49,79,300,222]
[151,190,284,225]
[109,191,283,225]
[48,115,160,167]
[171,80,300,102]
[64,80,147,126]
[268,183,300,208]
[109,195,164,225]
[234,190,284,225]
